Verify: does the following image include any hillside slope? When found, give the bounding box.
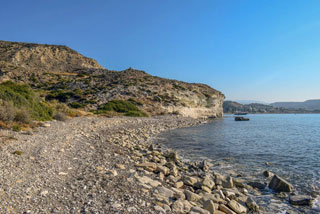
[0,41,224,118]
[271,99,320,111]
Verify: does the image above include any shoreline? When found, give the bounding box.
[0,115,316,213]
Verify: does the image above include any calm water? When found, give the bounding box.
[155,114,320,213]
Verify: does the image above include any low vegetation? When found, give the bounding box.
[0,81,53,125]
[0,81,80,130]
[95,99,148,117]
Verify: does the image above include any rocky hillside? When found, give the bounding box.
[0,41,224,118]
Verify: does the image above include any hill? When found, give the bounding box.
[0,40,225,118]
[223,100,320,114]
[271,99,320,111]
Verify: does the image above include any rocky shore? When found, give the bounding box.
[0,115,316,213]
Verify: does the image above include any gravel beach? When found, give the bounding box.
[0,115,313,214]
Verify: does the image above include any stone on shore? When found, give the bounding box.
[245,197,259,211]
[135,162,157,172]
[185,190,201,202]
[289,195,314,206]
[219,204,237,214]
[268,175,293,192]
[184,176,199,186]
[202,176,215,189]
[203,200,218,214]
[228,200,247,214]
[263,170,274,178]
[171,199,192,213]
[190,206,210,214]
[247,181,266,190]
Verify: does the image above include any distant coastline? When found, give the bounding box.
[224,100,320,114]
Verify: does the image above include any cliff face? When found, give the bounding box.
[0,41,224,118]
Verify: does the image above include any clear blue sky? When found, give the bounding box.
[1,0,319,102]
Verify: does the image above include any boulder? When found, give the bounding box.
[289,195,313,206]
[185,190,201,202]
[219,204,236,214]
[247,181,266,190]
[228,200,247,214]
[263,170,274,178]
[190,206,210,214]
[154,186,174,198]
[156,165,170,175]
[246,197,259,211]
[268,175,293,192]
[184,176,199,186]
[199,160,210,171]
[203,200,218,214]
[171,199,192,213]
[202,177,215,189]
[135,162,157,172]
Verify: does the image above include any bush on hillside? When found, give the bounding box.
[96,99,147,117]
[0,81,53,122]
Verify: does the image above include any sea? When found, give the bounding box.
[155,114,320,213]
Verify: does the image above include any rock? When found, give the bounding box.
[201,193,225,204]
[154,186,174,198]
[135,162,157,172]
[199,160,210,171]
[136,176,161,187]
[228,200,247,214]
[219,204,236,214]
[163,204,171,212]
[233,178,245,188]
[106,169,118,176]
[246,197,259,211]
[171,164,179,177]
[171,199,192,213]
[222,176,234,188]
[42,123,51,127]
[203,200,218,214]
[185,190,201,202]
[263,170,273,178]
[202,177,215,189]
[156,165,170,175]
[184,176,198,186]
[154,205,166,213]
[175,181,184,188]
[201,185,212,193]
[167,151,179,162]
[268,175,293,192]
[40,190,49,196]
[247,181,266,190]
[190,206,210,214]
[289,195,313,206]
[171,187,186,200]
[115,164,125,169]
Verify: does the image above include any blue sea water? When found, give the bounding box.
[155,114,320,213]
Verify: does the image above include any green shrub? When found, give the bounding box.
[69,102,84,109]
[14,109,31,124]
[0,81,53,121]
[124,111,147,117]
[96,100,147,117]
[12,125,22,132]
[54,112,67,121]
[0,101,15,121]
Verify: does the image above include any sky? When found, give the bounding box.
[1,0,320,102]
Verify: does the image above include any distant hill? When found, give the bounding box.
[234,100,269,105]
[224,101,320,114]
[0,40,225,118]
[271,100,320,111]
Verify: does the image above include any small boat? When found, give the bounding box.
[234,112,248,115]
[235,116,250,121]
